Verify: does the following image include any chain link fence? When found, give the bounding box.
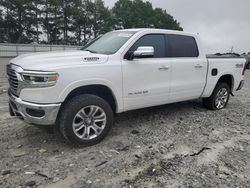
[0,43,82,57]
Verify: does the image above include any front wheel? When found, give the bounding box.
[203,82,230,110]
[59,94,114,146]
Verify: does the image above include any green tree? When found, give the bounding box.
[0,0,183,44]
[30,0,43,43]
[130,0,155,28]
[49,0,62,44]
[24,0,43,43]
[71,0,112,45]
[112,0,134,28]
[71,0,92,45]
[0,6,6,42]
[40,0,62,44]
[40,0,50,43]
[0,0,41,43]
[153,8,182,30]
[112,0,182,31]
[1,0,21,43]
[60,0,74,44]
[91,0,113,38]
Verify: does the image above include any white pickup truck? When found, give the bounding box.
[7,29,247,146]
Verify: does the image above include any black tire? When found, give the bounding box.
[203,82,230,110]
[59,94,114,146]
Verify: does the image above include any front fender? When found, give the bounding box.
[58,79,124,112]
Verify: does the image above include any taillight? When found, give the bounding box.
[242,62,247,75]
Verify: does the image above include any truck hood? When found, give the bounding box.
[10,50,109,70]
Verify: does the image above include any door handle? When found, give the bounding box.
[158,65,169,71]
[195,64,203,68]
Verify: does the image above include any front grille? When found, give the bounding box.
[6,64,19,96]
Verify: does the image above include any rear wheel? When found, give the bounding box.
[203,82,230,110]
[59,94,114,146]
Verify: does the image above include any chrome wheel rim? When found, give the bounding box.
[72,105,107,140]
[215,88,228,109]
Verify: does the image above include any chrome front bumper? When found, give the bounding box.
[8,92,61,125]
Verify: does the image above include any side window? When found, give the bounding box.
[128,34,166,58]
[168,34,199,57]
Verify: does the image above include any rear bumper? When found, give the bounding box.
[236,80,244,91]
[8,91,61,125]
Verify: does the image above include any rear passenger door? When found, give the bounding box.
[167,34,207,102]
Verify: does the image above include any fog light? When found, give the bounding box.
[26,108,45,118]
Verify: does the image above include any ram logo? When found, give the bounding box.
[83,57,100,62]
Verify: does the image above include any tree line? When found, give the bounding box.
[0,0,183,46]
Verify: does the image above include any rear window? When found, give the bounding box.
[168,34,199,57]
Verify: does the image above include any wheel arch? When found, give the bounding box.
[216,74,234,92]
[60,84,120,113]
[202,73,235,98]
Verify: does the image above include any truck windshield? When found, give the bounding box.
[82,31,136,55]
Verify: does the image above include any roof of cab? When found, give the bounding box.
[114,28,198,37]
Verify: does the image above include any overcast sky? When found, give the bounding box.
[105,0,250,54]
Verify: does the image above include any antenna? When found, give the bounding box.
[230,46,234,53]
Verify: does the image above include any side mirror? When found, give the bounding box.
[134,46,154,58]
[125,46,154,60]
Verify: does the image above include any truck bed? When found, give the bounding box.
[201,56,246,98]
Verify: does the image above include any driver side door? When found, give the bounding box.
[122,34,172,111]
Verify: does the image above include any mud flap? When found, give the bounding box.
[9,103,15,116]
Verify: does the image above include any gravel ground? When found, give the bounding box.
[0,58,250,188]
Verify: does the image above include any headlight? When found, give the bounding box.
[21,71,59,88]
